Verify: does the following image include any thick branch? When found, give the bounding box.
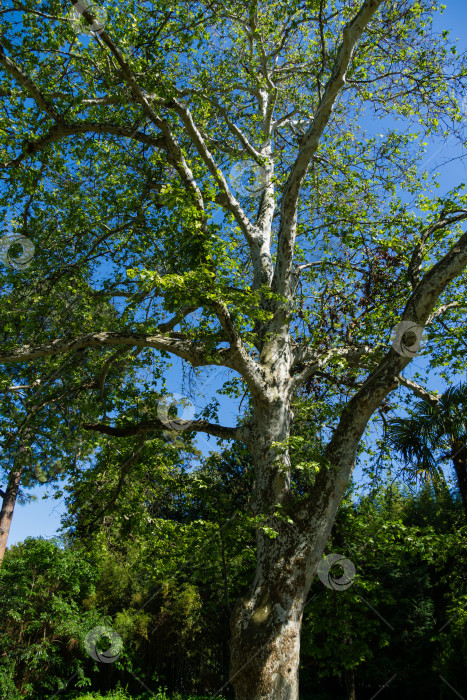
[408,212,467,288]
[0,332,231,368]
[97,29,166,132]
[290,346,371,392]
[158,305,199,332]
[84,419,239,441]
[169,98,257,245]
[351,229,467,420]
[213,302,264,396]
[2,122,164,169]
[168,100,275,290]
[397,376,439,405]
[427,301,460,323]
[405,231,467,324]
[296,227,467,524]
[272,0,384,297]
[0,44,63,122]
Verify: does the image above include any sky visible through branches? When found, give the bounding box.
[7,0,467,547]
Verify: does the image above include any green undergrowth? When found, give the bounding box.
[63,691,226,699]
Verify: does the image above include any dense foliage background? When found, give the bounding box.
[1,440,466,699]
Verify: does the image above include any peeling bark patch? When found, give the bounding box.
[230,621,301,700]
[230,585,302,700]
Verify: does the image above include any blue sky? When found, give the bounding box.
[7,0,467,546]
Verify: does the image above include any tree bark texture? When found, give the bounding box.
[0,465,22,567]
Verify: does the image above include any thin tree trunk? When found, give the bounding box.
[451,442,467,519]
[219,527,231,614]
[0,465,23,567]
[0,433,31,568]
[345,668,356,700]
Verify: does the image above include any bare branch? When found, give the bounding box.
[427,301,460,323]
[397,375,440,405]
[408,211,467,288]
[84,418,240,441]
[0,44,63,122]
[290,345,371,391]
[272,0,385,298]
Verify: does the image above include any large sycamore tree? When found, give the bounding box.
[1,0,467,697]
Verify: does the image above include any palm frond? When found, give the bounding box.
[387,382,467,483]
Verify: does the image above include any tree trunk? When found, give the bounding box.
[451,442,467,520]
[229,394,350,699]
[229,500,345,699]
[230,581,303,700]
[345,668,356,700]
[0,465,23,567]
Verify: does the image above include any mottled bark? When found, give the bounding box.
[229,387,302,700]
[230,585,303,700]
[229,388,349,699]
